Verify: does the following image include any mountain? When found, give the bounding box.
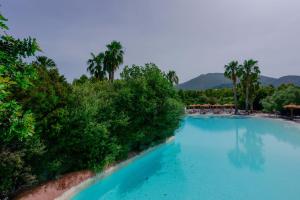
[177,73,300,90]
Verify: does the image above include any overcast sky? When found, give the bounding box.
[2,0,300,82]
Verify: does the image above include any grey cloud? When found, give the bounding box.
[2,0,300,82]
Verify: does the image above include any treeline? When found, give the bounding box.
[178,85,274,110]
[179,82,300,114]
[178,59,268,110]
[179,60,265,114]
[262,84,300,114]
[223,60,300,114]
[180,59,300,115]
[178,88,234,105]
[0,14,183,199]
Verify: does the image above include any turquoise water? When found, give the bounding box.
[72,116,300,200]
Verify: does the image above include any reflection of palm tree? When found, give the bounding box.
[228,125,243,168]
[241,129,264,171]
[228,122,265,171]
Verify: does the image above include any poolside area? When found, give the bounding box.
[185,104,300,122]
[66,116,300,200]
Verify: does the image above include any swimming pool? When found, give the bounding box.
[72,116,300,200]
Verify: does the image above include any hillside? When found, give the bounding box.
[177,73,300,90]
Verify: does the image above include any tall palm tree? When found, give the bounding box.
[104,41,124,82]
[87,52,106,80]
[166,70,179,85]
[34,56,56,69]
[247,75,260,112]
[238,59,260,114]
[224,61,239,115]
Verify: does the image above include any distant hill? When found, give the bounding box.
[177,73,300,90]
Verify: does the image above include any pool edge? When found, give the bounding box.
[55,136,175,200]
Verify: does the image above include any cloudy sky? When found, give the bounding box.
[2,0,300,82]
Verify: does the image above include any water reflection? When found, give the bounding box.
[253,119,300,148]
[73,142,183,200]
[228,122,265,171]
[188,116,300,148]
[117,143,182,196]
[187,116,240,133]
[187,116,266,171]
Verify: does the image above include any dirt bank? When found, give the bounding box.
[14,170,94,200]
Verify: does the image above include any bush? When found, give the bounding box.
[43,63,183,176]
[0,14,44,198]
[261,84,300,113]
[178,88,233,105]
[0,13,183,198]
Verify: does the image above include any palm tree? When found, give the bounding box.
[238,59,260,114]
[34,56,56,69]
[166,70,179,85]
[248,81,260,112]
[104,41,124,82]
[224,61,239,115]
[87,52,106,80]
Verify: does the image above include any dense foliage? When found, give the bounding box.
[178,88,234,105]
[0,13,43,198]
[261,84,300,113]
[45,63,183,175]
[0,14,183,199]
[179,85,277,111]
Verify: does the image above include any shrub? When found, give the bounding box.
[261,84,300,113]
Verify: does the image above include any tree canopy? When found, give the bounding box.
[261,84,300,113]
[104,41,124,81]
[166,70,179,85]
[0,13,183,199]
[0,13,42,198]
[238,59,261,113]
[224,60,239,114]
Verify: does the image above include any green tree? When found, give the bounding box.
[248,81,260,111]
[47,64,183,174]
[261,84,300,113]
[0,13,43,199]
[166,70,179,85]
[120,63,184,150]
[238,59,260,113]
[252,85,275,110]
[53,81,123,172]
[0,12,184,199]
[177,88,234,106]
[19,56,72,180]
[33,56,56,69]
[73,74,89,85]
[87,52,106,80]
[0,14,8,30]
[224,61,239,114]
[104,41,124,81]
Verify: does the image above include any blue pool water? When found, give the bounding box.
[72,116,300,200]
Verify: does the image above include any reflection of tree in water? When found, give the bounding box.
[228,122,265,172]
[117,142,182,196]
[79,142,183,200]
